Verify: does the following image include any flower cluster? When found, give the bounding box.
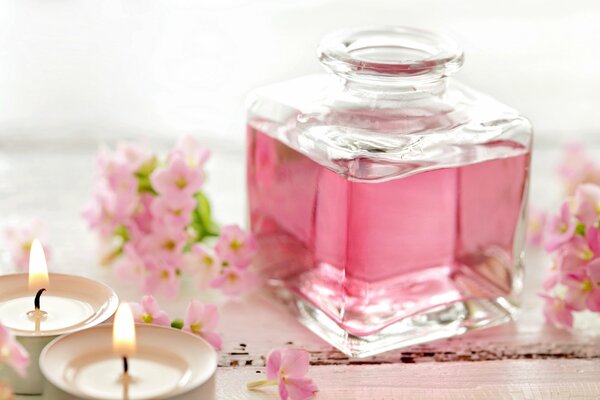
[2,220,51,272]
[129,295,222,350]
[0,322,30,399]
[83,136,257,298]
[247,348,318,400]
[541,184,600,328]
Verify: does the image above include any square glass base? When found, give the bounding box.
[278,289,518,358]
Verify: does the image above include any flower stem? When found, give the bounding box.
[101,246,123,266]
[246,379,278,390]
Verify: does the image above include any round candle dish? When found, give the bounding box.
[40,324,217,400]
[0,273,118,394]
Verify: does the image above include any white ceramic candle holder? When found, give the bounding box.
[0,273,118,394]
[40,324,217,400]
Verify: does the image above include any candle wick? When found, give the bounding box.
[34,288,46,310]
[122,357,130,400]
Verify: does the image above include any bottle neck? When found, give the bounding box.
[318,27,463,100]
[339,74,449,100]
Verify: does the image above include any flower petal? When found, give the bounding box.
[278,380,289,400]
[201,304,219,331]
[284,377,318,400]
[129,302,145,323]
[588,258,600,284]
[141,295,160,315]
[266,349,282,381]
[280,349,310,378]
[184,300,204,327]
[153,311,171,327]
[200,331,223,350]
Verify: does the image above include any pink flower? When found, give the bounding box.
[210,266,259,297]
[97,143,150,177]
[150,195,196,228]
[115,143,151,173]
[562,227,600,263]
[545,202,576,252]
[83,186,136,236]
[527,208,546,247]
[94,161,139,224]
[82,192,117,237]
[115,232,183,298]
[171,135,210,168]
[139,225,187,265]
[588,258,600,285]
[114,242,147,281]
[0,381,13,400]
[564,272,600,312]
[586,226,600,254]
[142,262,181,299]
[150,154,204,199]
[266,349,318,400]
[182,244,222,288]
[215,225,257,268]
[0,323,29,377]
[130,295,171,326]
[555,251,586,276]
[130,193,155,235]
[3,220,51,272]
[557,144,600,195]
[539,293,575,329]
[183,301,222,350]
[105,164,138,200]
[573,184,600,227]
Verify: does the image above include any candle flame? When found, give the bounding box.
[113,303,136,357]
[28,239,49,291]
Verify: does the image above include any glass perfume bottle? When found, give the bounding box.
[246,27,532,357]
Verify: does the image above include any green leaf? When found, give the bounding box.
[135,156,159,194]
[190,191,219,242]
[114,225,130,242]
[136,156,158,177]
[171,319,184,329]
[137,175,157,194]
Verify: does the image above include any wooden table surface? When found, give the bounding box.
[2,138,599,399]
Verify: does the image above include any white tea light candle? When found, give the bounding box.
[0,240,118,394]
[40,318,217,399]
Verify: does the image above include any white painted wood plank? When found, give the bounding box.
[217,360,600,399]
[15,360,600,399]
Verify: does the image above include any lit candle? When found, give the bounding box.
[113,303,136,357]
[28,239,49,291]
[40,317,217,399]
[0,239,118,395]
[113,303,136,400]
[26,239,49,334]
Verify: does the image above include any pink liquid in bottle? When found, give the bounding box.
[247,124,529,337]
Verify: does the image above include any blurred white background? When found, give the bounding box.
[0,0,598,149]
